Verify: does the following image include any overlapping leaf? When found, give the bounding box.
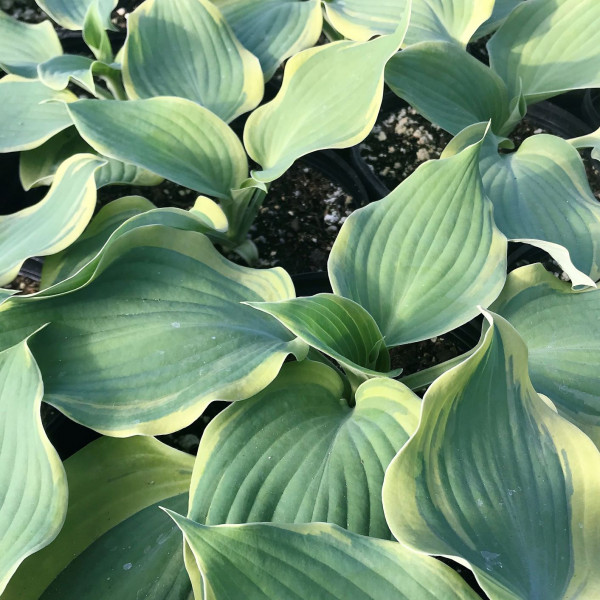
[170,516,479,600]
[19,127,163,191]
[82,0,115,62]
[0,339,67,596]
[492,264,600,448]
[0,153,105,286]
[0,75,76,152]
[39,195,155,287]
[68,97,248,198]
[186,361,420,540]
[35,0,116,31]
[385,41,511,135]
[3,436,194,599]
[329,129,507,346]
[324,0,494,47]
[0,226,306,435]
[248,293,394,376]
[445,127,600,287]
[213,0,322,79]
[488,0,600,103]
[0,10,62,78]
[570,127,600,162]
[37,54,121,98]
[123,0,263,123]
[384,311,600,600]
[244,13,409,182]
[40,195,228,288]
[473,0,522,39]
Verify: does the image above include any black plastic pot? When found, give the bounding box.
[525,100,591,139]
[1,152,46,216]
[582,89,600,130]
[58,29,127,55]
[299,149,370,208]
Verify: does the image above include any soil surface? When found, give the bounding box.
[359,106,452,192]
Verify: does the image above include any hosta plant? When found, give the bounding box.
[2,124,600,599]
[1,0,537,281]
[1,0,600,599]
[383,0,600,288]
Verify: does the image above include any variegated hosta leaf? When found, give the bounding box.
[0,10,62,78]
[329,129,507,346]
[3,436,194,599]
[168,515,480,600]
[37,54,121,97]
[445,127,600,287]
[492,264,600,448]
[383,311,600,600]
[0,289,18,305]
[473,0,522,39]
[324,0,494,47]
[488,0,600,104]
[124,0,262,123]
[186,361,420,539]
[0,339,67,596]
[0,227,306,435]
[40,196,228,289]
[0,75,76,152]
[0,153,105,286]
[213,0,322,80]
[248,293,396,377]
[36,0,116,31]
[40,195,155,288]
[385,40,511,136]
[20,127,163,191]
[68,97,248,199]
[82,0,116,62]
[570,127,600,162]
[244,15,409,182]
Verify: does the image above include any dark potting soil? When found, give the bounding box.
[359,106,453,192]
[251,162,358,273]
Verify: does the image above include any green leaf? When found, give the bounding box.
[0,75,76,152]
[168,516,480,600]
[123,0,262,123]
[473,0,522,39]
[324,0,494,47]
[36,0,116,31]
[385,41,511,136]
[40,196,228,288]
[0,10,62,78]
[37,54,121,97]
[248,293,395,377]
[446,128,600,287]
[20,127,163,191]
[0,227,307,435]
[68,97,248,198]
[213,0,322,80]
[0,153,105,286]
[492,264,600,448]
[0,338,67,596]
[3,436,193,599]
[40,496,191,600]
[82,0,116,62]
[40,195,155,287]
[570,126,600,162]
[329,128,507,346]
[488,0,600,104]
[244,18,409,182]
[187,361,419,539]
[383,310,600,600]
